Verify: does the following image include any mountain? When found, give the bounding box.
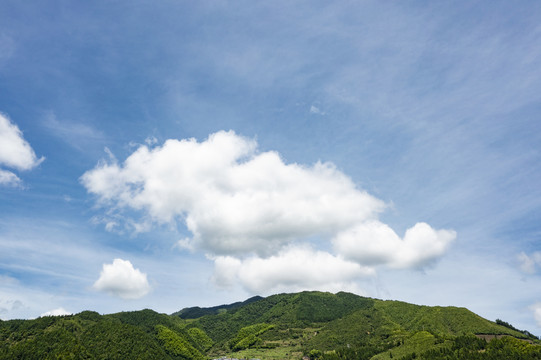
[173,295,264,319]
[1,291,539,359]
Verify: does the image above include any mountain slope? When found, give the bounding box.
[173,295,264,320]
[1,291,539,360]
[180,291,535,359]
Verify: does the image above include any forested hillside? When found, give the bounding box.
[1,291,539,359]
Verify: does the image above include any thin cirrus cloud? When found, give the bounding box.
[93,259,151,300]
[82,130,456,293]
[0,113,44,186]
[42,112,106,152]
[518,251,541,274]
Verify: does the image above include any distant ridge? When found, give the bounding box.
[173,295,264,319]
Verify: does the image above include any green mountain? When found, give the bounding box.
[173,295,264,319]
[1,291,539,360]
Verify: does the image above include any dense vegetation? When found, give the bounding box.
[173,296,263,319]
[1,291,539,359]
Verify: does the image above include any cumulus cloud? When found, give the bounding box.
[212,245,374,294]
[40,307,71,317]
[0,113,44,186]
[531,302,541,327]
[0,113,44,171]
[93,259,151,299]
[81,131,384,255]
[518,251,541,274]
[333,221,456,269]
[81,130,386,256]
[82,131,455,292]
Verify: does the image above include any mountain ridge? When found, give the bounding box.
[173,295,264,319]
[1,291,539,359]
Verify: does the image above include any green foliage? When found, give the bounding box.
[229,323,274,351]
[452,334,487,351]
[414,335,541,359]
[80,317,169,359]
[0,312,170,359]
[155,325,205,360]
[173,296,263,319]
[187,327,213,351]
[194,291,374,346]
[107,308,184,334]
[496,318,519,331]
[308,348,323,359]
[374,300,526,338]
[496,318,540,340]
[234,333,261,350]
[319,345,386,360]
[295,291,374,323]
[371,331,450,360]
[1,291,540,360]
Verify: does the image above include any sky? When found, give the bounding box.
[1,0,541,334]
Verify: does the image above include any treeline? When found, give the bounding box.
[0,309,209,360]
[305,336,541,360]
[496,319,539,340]
[410,335,541,360]
[1,291,540,359]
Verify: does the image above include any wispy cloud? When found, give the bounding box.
[0,217,217,319]
[1,0,541,333]
[518,251,541,274]
[0,33,15,67]
[309,105,325,115]
[42,112,105,151]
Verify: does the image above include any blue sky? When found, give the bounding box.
[1,0,541,333]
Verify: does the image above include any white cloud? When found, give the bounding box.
[310,105,325,115]
[212,245,375,294]
[82,131,455,291]
[93,258,151,299]
[530,302,541,327]
[82,130,386,256]
[0,169,21,187]
[176,237,195,252]
[145,136,158,146]
[518,251,541,274]
[333,221,456,269]
[0,113,44,172]
[0,275,19,285]
[40,307,71,317]
[211,255,242,289]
